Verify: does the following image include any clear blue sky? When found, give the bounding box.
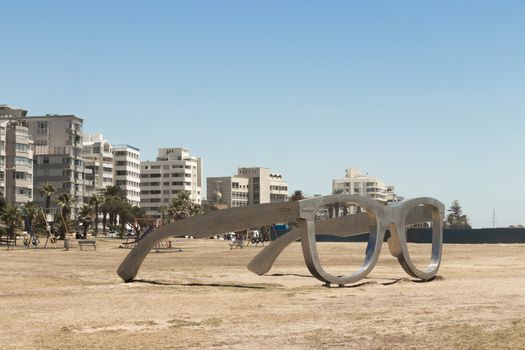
[2,1,524,228]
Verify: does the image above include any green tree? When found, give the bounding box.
[103,185,126,200]
[0,193,7,212]
[159,205,168,222]
[88,194,103,236]
[55,193,72,221]
[32,208,49,238]
[77,205,94,239]
[102,197,125,230]
[165,191,201,223]
[101,185,127,234]
[119,205,146,237]
[201,202,220,213]
[1,205,21,240]
[55,192,73,238]
[39,182,56,214]
[19,202,40,236]
[446,200,472,229]
[289,190,305,201]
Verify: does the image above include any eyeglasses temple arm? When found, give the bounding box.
[117,201,300,282]
[248,225,302,275]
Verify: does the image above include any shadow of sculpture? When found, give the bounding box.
[133,279,270,289]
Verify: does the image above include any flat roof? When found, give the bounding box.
[113,144,140,151]
[27,114,84,122]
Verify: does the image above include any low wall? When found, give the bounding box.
[280,228,525,244]
[408,228,525,244]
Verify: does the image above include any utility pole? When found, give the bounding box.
[492,209,496,228]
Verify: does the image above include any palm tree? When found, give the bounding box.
[19,201,39,235]
[289,190,305,201]
[1,205,21,240]
[39,182,56,214]
[77,205,94,239]
[101,185,126,234]
[88,194,103,236]
[0,193,7,212]
[103,196,125,230]
[103,185,126,200]
[165,191,201,223]
[55,192,72,238]
[119,205,145,237]
[56,193,72,221]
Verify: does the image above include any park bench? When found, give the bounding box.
[229,239,244,250]
[0,238,15,250]
[78,239,96,251]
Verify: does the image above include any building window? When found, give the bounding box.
[15,143,30,152]
[15,157,31,166]
[36,121,48,135]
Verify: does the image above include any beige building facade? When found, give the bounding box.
[140,148,202,217]
[207,175,250,208]
[207,167,288,207]
[0,105,34,206]
[332,167,401,203]
[26,114,87,217]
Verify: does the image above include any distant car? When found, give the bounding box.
[108,231,118,238]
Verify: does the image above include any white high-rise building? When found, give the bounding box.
[332,167,401,203]
[140,148,202,217]
[82,134,114,199]
[0,105,34,206]
[113,144,141,207]
[207,167,288,207]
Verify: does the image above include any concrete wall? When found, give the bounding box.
[314,228,525,244]
[407,228,525,244]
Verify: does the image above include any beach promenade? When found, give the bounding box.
[1,239,524,349]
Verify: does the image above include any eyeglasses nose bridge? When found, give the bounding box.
[386,221,404,258]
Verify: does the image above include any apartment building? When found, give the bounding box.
[140,148,202,217]
[26,114,87,217]
[207,167,288,207]
[332,167,401,203]
[82,133,114,200]
[113,144,141,207]
[0,105,34,206]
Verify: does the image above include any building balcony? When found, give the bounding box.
[270,190,288,195]
[14,163,32,171]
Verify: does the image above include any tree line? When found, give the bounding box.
[0,183,201,242]
[1,185,472,242]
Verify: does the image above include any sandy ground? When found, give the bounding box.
[0,238,524,349]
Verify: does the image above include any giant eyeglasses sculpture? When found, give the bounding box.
[117,195,444,287]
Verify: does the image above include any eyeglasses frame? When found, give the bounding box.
[117,194,444,287]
